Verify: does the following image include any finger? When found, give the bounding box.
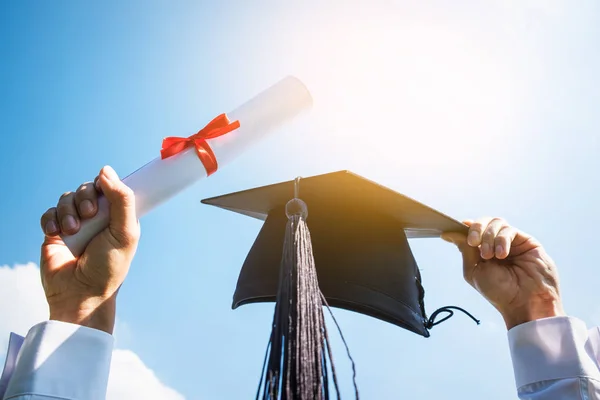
[509,229,540,257]
[97,166,139,248]
[466,217,495,247]
[40,207,59,236]
[74,181,99,219]
[439,219,473,242]
[480,218,507,260]
[494,225,518,259]
[56,192,80,235]
[439,219,472,240]
[441,231,481,283]
[40,235,72,276]
[94,175,103,194]
[441,232,471,255]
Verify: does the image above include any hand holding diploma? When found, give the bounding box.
[36,76,313,333]
[40,166,139,334]
[0,167,135,399]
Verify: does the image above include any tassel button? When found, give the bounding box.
[285,198,308,220]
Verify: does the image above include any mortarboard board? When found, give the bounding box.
[201,170,479,399]
[202,170,474,337]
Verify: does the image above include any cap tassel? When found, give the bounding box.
[256,178,359,400]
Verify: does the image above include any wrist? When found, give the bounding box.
[502,300,565,330]
[49,295,117,334]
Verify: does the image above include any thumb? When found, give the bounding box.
[441,231,480,282]
[97,166,139,248]
[441,232,469,252]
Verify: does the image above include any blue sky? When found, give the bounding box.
[1,0,599,398]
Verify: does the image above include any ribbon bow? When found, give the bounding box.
[160,114,240,176]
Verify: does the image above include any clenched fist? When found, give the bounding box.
[40,166,139,334]
[442,218,565,330]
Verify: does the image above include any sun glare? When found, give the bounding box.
[297,19,523,172]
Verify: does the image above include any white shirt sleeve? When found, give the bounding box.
[508,316,600,399]
[1,321,114,400]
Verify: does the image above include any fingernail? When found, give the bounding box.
[496,245,504,257]
[80,199,94,215]
[481,242,491,256]
[62,215,77,231]
[45,221,58,234]
[467,230,479,245]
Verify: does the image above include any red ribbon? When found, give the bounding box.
[160,114,240,176]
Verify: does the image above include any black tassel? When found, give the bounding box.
[257,179,359,400]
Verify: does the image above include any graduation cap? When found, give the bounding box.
[202,171,480,399]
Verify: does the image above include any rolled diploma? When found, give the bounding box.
[62,76,313,256]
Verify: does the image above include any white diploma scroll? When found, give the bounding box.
[62,76,313,256]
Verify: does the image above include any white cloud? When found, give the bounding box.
[108,350,184,400]
[0,263,49,350]
[0,263,184,400]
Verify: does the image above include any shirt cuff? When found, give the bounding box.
[4,320,114,400]
[0,333,25,398]
[508,316,600,388]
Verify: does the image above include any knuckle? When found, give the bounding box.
[498,226,515,240]
[42,207,56,219]
[40,208,56,226]
[483,218,505,238]
[470,222,483,232]
[58,192,75,206]
[494,235,509,245]
[74,191,85,203]
[75,187,92,202]
[56,202,75,215]
[481,230,495,241]
[490,217,504,225]
[76,182,91,194]
[492,218,509,230]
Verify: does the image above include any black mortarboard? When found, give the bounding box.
[201,170,478,399]
[202,170,472,335]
